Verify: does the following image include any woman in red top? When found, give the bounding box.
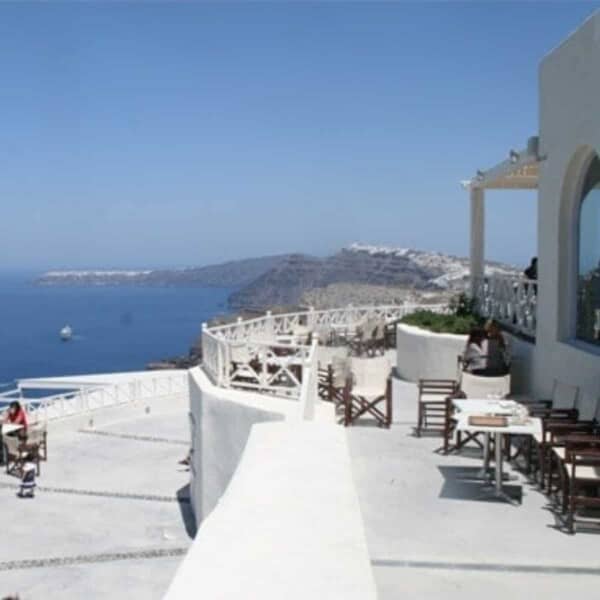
[4,401,28,431]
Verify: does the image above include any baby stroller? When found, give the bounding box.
[19,460,36,498]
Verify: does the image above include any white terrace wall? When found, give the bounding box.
[188,367,297,523]
[535,13,600,409]
[506,334,536,396]
[396,324,535,397]
[396,323,466,382]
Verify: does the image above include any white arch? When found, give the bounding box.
[557,145,599,340]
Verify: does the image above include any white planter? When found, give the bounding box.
[396,323,467,382]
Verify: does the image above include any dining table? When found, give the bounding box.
[452,398,542,503]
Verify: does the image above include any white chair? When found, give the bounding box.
[460,371,511,399]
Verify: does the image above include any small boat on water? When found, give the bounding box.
[60,325,73,341]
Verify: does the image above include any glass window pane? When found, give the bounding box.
[577,156,600,344]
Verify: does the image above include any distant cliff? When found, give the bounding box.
[228,244,519,309]
[36,243,520,311]
[35,255,292,288]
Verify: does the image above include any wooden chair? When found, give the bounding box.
[524,380,580,484]
[229,342,261,387]
[314,326,332,346]
[383,320,398,350]
[566,444,600,534]
[364,321,386,357]
[28,424,48,462]
[525,379,580,414]
[416,379,458,438]
[318,365,333,401]
[318,357,350,417]
[343,373,392,428]
[348,319,375,357]
[4,434,41,478]
[439,391,468,454]
[542,400,600,501]
[545,432,600,516]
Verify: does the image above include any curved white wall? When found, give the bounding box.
[188,367,296,523]
[165,421,376,600]
[171,371,375,599]
[396,323,466,382]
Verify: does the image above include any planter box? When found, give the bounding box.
[396,323,467,382]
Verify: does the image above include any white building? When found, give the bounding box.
[465,12,600,412]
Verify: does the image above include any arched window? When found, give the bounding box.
[577,154,600,344]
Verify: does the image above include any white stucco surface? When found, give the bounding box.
[396,323,466,382]
[187,367,333,522]
[530,13,600,408]
[164,421,377,600]
[188,368,290,522]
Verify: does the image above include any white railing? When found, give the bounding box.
[0,372,188,424]
[202,303,448,401]
[474,275,537,338]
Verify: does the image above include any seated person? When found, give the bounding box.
[524,257,537,280]
[484,320,510,376]
[462,327,488,375]
[3,401,28,432]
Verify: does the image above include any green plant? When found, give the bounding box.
[400,308,482,335]
[449,292,477,318]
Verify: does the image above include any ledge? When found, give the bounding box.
[164,421,377,600]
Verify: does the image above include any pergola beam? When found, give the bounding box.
[462,135,541,299]
[461,142,541,191]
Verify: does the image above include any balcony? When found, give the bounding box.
[201,303,448,409]
[473,274,537,339]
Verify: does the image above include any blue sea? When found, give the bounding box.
[0,272,233,386]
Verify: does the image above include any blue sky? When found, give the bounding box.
[1,2,598,271]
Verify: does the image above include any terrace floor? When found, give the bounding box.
[0,402,192,599]
[6,375,600,599]
[348,380,600,599]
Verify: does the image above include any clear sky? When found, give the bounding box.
[1,2,598,271]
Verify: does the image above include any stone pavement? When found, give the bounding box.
[0,404,192,599]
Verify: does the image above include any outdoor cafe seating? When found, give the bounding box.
[318,355,392,428]
[4,422,46,478]
[416,373,600,532]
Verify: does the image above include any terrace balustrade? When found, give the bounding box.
[473,275,537,339]
[201,303,448,404]
[0,372,188,424]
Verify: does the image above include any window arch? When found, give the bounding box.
[576,153,600,344]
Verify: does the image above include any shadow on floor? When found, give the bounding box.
[348,419,392,429]
[177,484,197,539]
[437,465,523,503]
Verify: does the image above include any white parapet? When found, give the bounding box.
[164,421,377,600]
[396,323,466,382]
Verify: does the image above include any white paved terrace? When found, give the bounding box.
[348,379,600,599]
[0,397,192,599]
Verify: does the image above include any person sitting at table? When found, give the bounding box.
[462,327,488,375]
[4,401,28,433]
[484,320,510,376]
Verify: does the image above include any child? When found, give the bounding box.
[19,456,36,498]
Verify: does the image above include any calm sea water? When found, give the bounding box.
[0,272,233,385]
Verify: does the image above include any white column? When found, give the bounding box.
[470,186,485,297]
